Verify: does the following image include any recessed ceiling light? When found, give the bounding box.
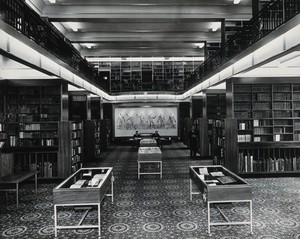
[195,43,205,48]
[49,0,56,3]
[233,0,241,4]
[211,22,221,32]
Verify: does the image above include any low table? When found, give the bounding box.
[0,170,39,209]
[189,165,253,236]
[137,147,162,179]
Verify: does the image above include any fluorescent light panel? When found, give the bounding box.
[233,0,241,4]
[86,56,204,62]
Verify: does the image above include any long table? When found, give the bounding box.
[189,165,253,236]
[53,167,114,238]
[137,147,162,179]
[0,170,39,209]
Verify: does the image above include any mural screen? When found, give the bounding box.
[114,107,178,137]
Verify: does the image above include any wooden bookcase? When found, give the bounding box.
[227,78,300,175]
[153,61,164,91]
[0,83,62,179]
[83,120,101,162]
[100,119,111,150]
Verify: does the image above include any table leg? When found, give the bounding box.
[111,176,114,204]
[250,200,253,234]
[16,183,19,209]
[160,162,162,179]
[54,205,58,238]
[98,203,101,238]
[35,173,37,194]
[189,179,192,202]
[208,202,211,236]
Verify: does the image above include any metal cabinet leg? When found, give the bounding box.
[250,200,253,234]
[54,205,58,238]
[16,183,19,209]
[111,177,114,204]
[98,204,101,238]
[189,179,192,202]
[208,202,211,236]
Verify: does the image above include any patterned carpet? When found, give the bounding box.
[0,142,300,239]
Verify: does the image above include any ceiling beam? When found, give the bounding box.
[66,32,221,42]
[43,5,252,21]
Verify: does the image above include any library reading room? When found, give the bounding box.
[1,0,300,238]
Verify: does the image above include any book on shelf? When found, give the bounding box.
[239,153,300,173]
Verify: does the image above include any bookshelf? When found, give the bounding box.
[111,61,121,92]
[164,61,174,90]
[0,83,63,178]
[131,61,142,91]
[14,151,58,178]
[71,122,83,173]
[83,120,101,162]
[153,61,164,91]
[97,60,200,93]
[121,61,131,92]
[100,119,111,150]
[173,61,184,91]
[208,119,225,164]
[227,78,300,175]
[18,122,58,147]
[0,123,7,149]
[94,120,101,159]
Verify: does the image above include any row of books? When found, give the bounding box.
[71,131,81,139]
[238,154,300,173]
[19,132,58,138]
[18,138,57,147]
[71,122,82,130]
[237,134,252,142]
[72,146,82,156]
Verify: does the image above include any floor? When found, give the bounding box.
[0,142,300,239]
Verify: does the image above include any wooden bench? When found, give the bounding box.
[0,171,39,209]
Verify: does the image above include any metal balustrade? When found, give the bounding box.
[184,0,300,91]
[0,0,96,86]
[0,0,299,94]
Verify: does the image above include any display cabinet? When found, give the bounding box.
[189,165,252,235]
[53,167,114,238]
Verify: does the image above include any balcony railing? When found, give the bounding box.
[184,0,300,91]
[1,0,299,94]
[0,0,104,88]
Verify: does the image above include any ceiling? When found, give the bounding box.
[25,0,253,61]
